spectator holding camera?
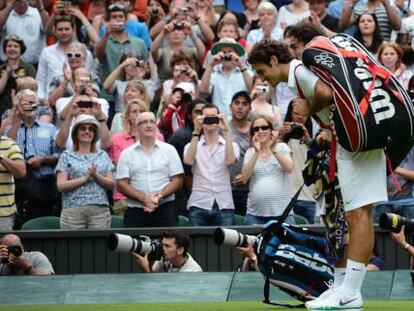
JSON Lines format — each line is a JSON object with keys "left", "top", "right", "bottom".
{"left": 0, "top": 234, "right": 54, "bottom": 276}
{"left": 280, "top": 99, "right": 316, "bottom": 224}
{"left": 151, "top": 19, "right": 205, "bottom": 82}
{"left": 55, "top": 67, "right": 111, "bottom": 151}
{"left": 199, "top": 38, "right": 252, "bottom": 120}
{"left": 4, "top": 89, "right": 60, "bottom": 222}
{"left": 146, "top": 0, "right": 168, "bottom": 31}
{"left": 241, "top": 115, "right": 294, "bottom": 225}
{"left": 0, "top": 0, "right": 48, "bottom": 67}
{"left": 250, "top": 76, "right": 281, "bottom": 128}
{"left": 117, "top": 112, "right": 184, "bottom": 227}
{"left": 56, "top": 114, "right": 114, "bottom": 229}
{"left": 103, "top": 52, "right": 157, "bottom": 116}
{"left": 133, "top": 230, "right": 202, "bottom": 273}
{"left": 392, "top": 225, "right": 414, "bottom": 257}
{"left": 95, "top": 3, "right": 148, "bottom": 111}
{"left": 184, "top": 103, "right": 239, "bottom": 226}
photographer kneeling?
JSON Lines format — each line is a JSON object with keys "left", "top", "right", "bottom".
{"left": 0, "top": 234, "right": 54, "bottom": 276}
{"left": 133, "top": 231, "right": 202, "bottom": 273}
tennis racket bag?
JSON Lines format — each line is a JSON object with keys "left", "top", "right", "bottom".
{"left": 302, "top": 34, "right": 414, "bottom": 169}
{"left": 258, "top": 220, "right": 334, "bottom": 307}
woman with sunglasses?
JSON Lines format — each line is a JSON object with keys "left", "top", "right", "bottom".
{"left": 0, "top": 36, "right": 35, "bottom": 118}
{"left": 241, "top": 115, "right": 295, "bottom": 225}
{"left": 48, "top": 42, "right": 100, "bottom": 108}
{"left": 56, "top": 114, "right": 114, "bottom": 229}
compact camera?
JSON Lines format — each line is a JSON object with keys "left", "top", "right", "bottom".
{"left": 108, "top": 233, "right": 163, "bottom": 261}
{"left": 223, "top": 53, "right": 232, "bottom": 61}
{"left": 286, "top": 123, "right": 305, "bottom": 140}
{"left": 150, "top": 8, "right": 159, "bottom": 15}
{"left": 177, "top": 7, "right": 189, "bottom": 16}
{"left": 258, "top": 85, "right": 269, "bottom": 93}
{"left": 112, "top": 22, "right": 125, "bottom": 31}
{"left": 136, "top": 60, "right": 146, "bottom": 67}
{"left": 173, "top": 21, "right": 184, "bottom": 31}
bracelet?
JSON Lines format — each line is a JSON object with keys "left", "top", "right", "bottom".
{"left": 23, "top": 265, "right": 32, "bottom": 274}
{"left": 240, "top": 67, "right": 247, "bottom": 73}
{"left": 192, "top": 132, "right": 201, "bottom": 137}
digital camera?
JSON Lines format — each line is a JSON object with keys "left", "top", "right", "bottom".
{"left": 223, "top": 53, "right": 232, "bottom": 61}
{"left": 108, "top": 233, "right": 163, "bottom": 261}
{"left": 1, "top": 245, "right": 23, "bottom": 263}
{"left": 173, "top": 21, "right": 184, "bottom": 31}
{"left": 379, "top": 213, "right": 414, "bottom": 233}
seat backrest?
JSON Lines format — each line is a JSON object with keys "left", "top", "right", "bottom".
{"left": 293, "top": 214, "right": 309, "bottom": 225}
{"left": 234, "top": 214, "right": 245, "bottom": 225}
{"left": 178, "top": 215, "right": 190, "bottom": 227}
{"left": 21, "top": 216, "right": 61, "bottom": 230}
{"left": 111, "top": 215, "right": 125, "bottom": 228}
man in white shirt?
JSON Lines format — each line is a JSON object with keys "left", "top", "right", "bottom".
{"left": 248, "top": 40, "right": 386, "bottom": 311}
{"left": 132, "top": 230, "right": 202, "bottom": 273}
{"left": 36, "top": 16, "right": 95, "bottom": 103}
{"left": 184, "top": 103, "right": 240, "bottom": 226}
{"left": 0, "top": 0, "right": 48, "bottom": 65}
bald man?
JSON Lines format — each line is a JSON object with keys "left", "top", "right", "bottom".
{"left": 0, "top": 234, "right": 54, "bottom": 276}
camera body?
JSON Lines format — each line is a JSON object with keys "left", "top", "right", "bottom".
{"left": 180, "top": 68, "right": 189, "bottom": 75}
{"left": 203, "top": 116, "right": 220, "bottom": 125}
{"left": 286, "top": 123, "right": 305, "bottom": 140}
{"left": 214, "top": 228, "right": 258, "bottom": 248}
{"left": 223, "top": 53, "right": 232, "bottom": 61}
{"left": 150, "top": 8, "right": 159, "bottom": 15}
{"left": 1, "top": 245, "right": 23, "bottom": 263}
{"left": 112, "top": 22, "right": 125, "bottom": 31}
{"left": 259, "top": 85, "right": 269, "bottom": 93}
{"left": 173, "top": 21, "right": 184, "bottom": 31}
{"left": 177, "top": 7, "right": 189, "bottom": 16}
{"left": 108, "top": 233, "right": 163, "bottom": 261}
{"left": 136, "top": 60, "right": 146, "bottom": 67}
{"left": 379, "top": 213, "right": 414, "bottom": 233}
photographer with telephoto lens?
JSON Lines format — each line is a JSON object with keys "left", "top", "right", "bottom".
{"left": 0, "top": 234, "right": 54, "bottom": 276}
{"left": 132, "top": 231, "right": 202, "bottom": 273}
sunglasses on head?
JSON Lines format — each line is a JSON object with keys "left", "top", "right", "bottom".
{"left": 137, "top": 119, "right": 156, "bottom": 126}
{"left": 252, "top": 125, "right": 271, "bottom": 133}
{"left": 5, "top": 35, "right": 23, "bottom": 42}
{"left": 67, "top": 52, "right": 83, "bottom": 59}
{"left": 108, "top": 4, "right": 125, "bottom": 10}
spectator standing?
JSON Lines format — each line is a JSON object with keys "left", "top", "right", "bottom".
{"left": 117, "top": 112, "right": 184, "bottom": 227}
{"left": 241, "top": 116, "right": 294, "bottom": 225}
{"left": 0, "top": 135, "right": 25, "bottom": 231}
{"left": 0, "top": 234, "right": 54, "bottom": 275}
{"left": 36, "top": 16, "right": 95, "bottom": 104}
{"left": 353, "top": 13, "right": 384, "bottom": 55}
{"left": 56, "top": 114, "right": 114, "bottom": 229}
{"left": 5, "top": 90, "right": 60, "bottom": 222}
{"left": 0, "top": 36, "right": 35, "bottom": 118}
{"left": 199, "top": 38, "right": 252, "bottom": 119}
{"left": 229, "top": 91, "right": 251, "bottom": 217}
{"left": 184, "top": 104, "right": 239, "bottom": 226}
{"left": 0, "top": 0, "right": 48, "bottom": 66}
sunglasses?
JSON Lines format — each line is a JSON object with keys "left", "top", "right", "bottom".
{"left": 5, "top": 35, "right": 23, "bottom": 41}
{"left": 137, "top": 119, "right": 156, "bottom": 126}
{"left": 108, "top": 4, "right": 125, "bottom": 10}
{"left": 78, "top": 125, "right": 96, "bottom": 132}
{"left": 252, "top": 125, "right": 271, "bottom": 133}
{"left": 67, "top": 52, "right": 83, "bottom": 59}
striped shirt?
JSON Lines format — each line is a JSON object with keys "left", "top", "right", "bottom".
{"left": 353, "top": 3, "right": 399, "bottom": 41}
{"left": 244, "top": 143, "right": 292, "bottom": 217}
{"left": 0, "top": 137, "right": 23, "bottom": 217}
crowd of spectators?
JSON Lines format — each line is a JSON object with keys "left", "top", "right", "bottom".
{"left": 0, "top": 0, "right": 413, "bottom": 233}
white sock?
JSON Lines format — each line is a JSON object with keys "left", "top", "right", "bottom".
{"left": 333, "top": 267, "right": 346, "bottom": 288}
{"left": 340, "top": 259, "right": 366, "bottom": 296}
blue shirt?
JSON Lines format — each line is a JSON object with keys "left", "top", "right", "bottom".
{"left": 99, "top": 21, "right": 151, "bottom": 49}
{"left": 4, "top": 121, "right": 60, "bottom": 178}
{"left": 56, "top": 149, "right": 114, "bottom": 209}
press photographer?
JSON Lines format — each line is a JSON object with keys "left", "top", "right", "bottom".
{"left": 0, "top": 234, "right": 54, "bottom": 276}
{"left": 109, "top": 230, "right": 202, "bottom": 273}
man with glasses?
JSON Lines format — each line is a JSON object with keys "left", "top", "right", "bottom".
{"left": 183, "top": 103, "right": 239, "bottom": 226}
{"left": 0, "top": 0, "right": 49, "bottom": 66}
{"left": 117, "top": 112, "right": 184, "bottom": 227}
{"left": 3, "top": 89, "right": 60, "bottom": 225}
{"left": 36, "top": 16, "right": 95, "bottom": 105}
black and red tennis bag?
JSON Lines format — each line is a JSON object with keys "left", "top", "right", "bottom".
{"left": 301, "top": 33, "right": 414, "bottom": 170}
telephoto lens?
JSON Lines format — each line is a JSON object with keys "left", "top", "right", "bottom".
{"left": 213, "top": 228, "right": 258, "bottom": 247}
{"left": 379, "top": 213, "right": 414, "bottom": 233}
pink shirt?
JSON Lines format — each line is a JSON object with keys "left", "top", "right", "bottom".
{"left": 110, "top": 132, "right": 164, "bottom": 201}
